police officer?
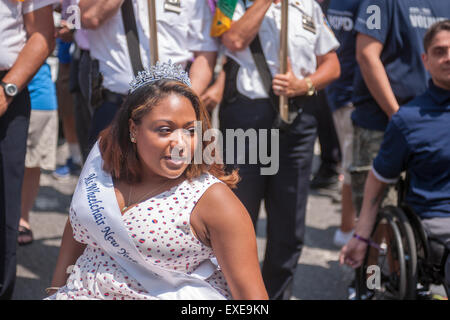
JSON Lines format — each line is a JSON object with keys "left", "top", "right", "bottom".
{"left": 78, "top": 0, "right": 219, "bottom": 147}
{"left": 218, "top": 0, "right": 340, "bottom": 299}
{"left": 350, "top": 0, "right": 450, "bottom": 214}
{"left": 0, "top": 0, "right": 57, "bottom": 299}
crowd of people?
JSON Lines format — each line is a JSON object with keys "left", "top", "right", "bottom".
{"left": 0, "top": 0, "right": 449, "bottom": 301}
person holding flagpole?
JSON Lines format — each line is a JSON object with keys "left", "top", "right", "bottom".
{"left": 212, "top": 0, "right": 340, "bottom": 299}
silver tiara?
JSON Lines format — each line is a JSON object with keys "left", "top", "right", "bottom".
{"left": 129, "top": 60, "right": 191, "bottom": 93}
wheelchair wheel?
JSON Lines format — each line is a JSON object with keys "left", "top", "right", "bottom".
{"left": 355, "top": 208, "right": 407, "bottom": 300}
{"left": 401, "top": 205, "right": 435, "bottom": 297}
{"left": 386, "top": 206, "right": 418, "bottom": 299}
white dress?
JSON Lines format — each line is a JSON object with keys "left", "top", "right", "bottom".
{"left": 49, "top": 173, "right": 231, "bottom": 300}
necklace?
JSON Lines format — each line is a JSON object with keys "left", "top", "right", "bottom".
{"left": 121, "top": 177, "right": 181, "bottom": 213}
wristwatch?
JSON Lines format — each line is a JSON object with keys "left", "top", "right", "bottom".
{"left": 304, "top": 77, "right": 316, "bottom": 96}
{"left": 0, "top": 81, "right": 18, "bottom": 97}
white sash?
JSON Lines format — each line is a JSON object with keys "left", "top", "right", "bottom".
{"left": 70, "top": 142, "right": 226, "bottom": 300}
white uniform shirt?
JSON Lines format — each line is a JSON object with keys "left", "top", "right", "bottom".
{"left": 87, "top": 0, "right": 219, "bottom": 95}
{"left": 224, "top": 0, "right": 340, "bottom": 99}
{"left": 0, "top": 0, "right": 59, "bottom": 71}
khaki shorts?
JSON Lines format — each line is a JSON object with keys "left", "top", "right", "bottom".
{"left": 350, "top": 125, "right": 397, "bottom": 214}
{"left": 25, "top": 110, "right": 58, "bottom": 170}
{"left": 332, "top": 103, "right": 354, "bottom": 185}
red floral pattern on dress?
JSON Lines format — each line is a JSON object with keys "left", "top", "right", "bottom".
{"left": 50, "top": 174, "right": 231, "bottom": 300}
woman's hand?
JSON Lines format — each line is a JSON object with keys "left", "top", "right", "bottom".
{"left": 45, "top": 287, "right": 60, "bottom": 297}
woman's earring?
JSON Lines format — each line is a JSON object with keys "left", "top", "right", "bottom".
{"left": 130, "top": 133, "right": 136, "bottom": 143}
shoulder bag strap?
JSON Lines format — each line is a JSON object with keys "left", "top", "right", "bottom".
{"left": 248, "top": 34, "right": 279, "bottom": 111}
{"left": 246, "top": 3, "right": 302, "bottom": 129}
{"left": 121, "top": 0, "right": 144, "bottom": 76}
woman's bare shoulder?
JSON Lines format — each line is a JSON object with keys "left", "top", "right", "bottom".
{"left": 194, "top": 181, "right": 250, "bottom": 226}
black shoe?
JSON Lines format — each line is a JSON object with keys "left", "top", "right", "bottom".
{"left": 310, "top": 163, "right": 339, "bottom": 189}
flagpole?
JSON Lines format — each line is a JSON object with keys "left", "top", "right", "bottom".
{"left": 279, "top": 0, "right": 289, "bottom": 122}
{"left": 147, "top": 0, "right": 158, "bottom": 65}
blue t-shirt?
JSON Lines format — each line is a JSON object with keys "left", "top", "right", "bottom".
{"left": 325, "top": 0, "right": 360, "bottom": 112}
{"left": 351, "top": 0, "right": 450, "bottom": 131}
{"left": 372, "top": 81, "right": 450, "bottom": 219}
{"left": 28, "top": 63, "right": 58, "bottom": 111}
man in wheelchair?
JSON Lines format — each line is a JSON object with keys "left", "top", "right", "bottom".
{"left": 340, "top": 20, "right": 450, "bottom": 298}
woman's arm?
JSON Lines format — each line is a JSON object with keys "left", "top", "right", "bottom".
{"left": 48, "top": 218, "right": 86, "bottom": 295}
{"left": 191, "top": 183, "right": 268, "bottom": 300}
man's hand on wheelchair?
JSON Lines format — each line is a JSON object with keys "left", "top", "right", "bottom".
{"left": 339, "top": 238, "right": 367, "bottom": 269}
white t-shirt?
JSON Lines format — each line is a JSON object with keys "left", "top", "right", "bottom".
{"left": 223, "top": 0, "right": 340, "bottom": 99}
{"left": 87, "top": 0, "right": 219, "bottom": 95}
{"left": 0, "top": 0, "right": 59, "bottom": 71}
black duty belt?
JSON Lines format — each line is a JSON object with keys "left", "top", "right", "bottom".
{"left": 0, "top": 70, "right": 8, "bottom": 80}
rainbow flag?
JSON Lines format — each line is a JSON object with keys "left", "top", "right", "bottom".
{"left": 210, "top": 0, "right": 238, "bottom": 37}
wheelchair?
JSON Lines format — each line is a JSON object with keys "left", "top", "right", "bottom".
{"left": 354, "top": 177, "right": 449, "bottom": 300}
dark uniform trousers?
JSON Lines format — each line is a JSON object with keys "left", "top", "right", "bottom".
{"left": 70, "top": 48, "right": 94, "bottom": 162}
{"left": 0, "top": 80, "right": 30, "bottom": 299}
{"left": 87, "top": 92, "right": 124, "bottom": 149}
{"left": 219, "top": 93, "right": 318, "bottom": 300}
{"left": 315, "top": 90, "right": 341, "bottom": 168}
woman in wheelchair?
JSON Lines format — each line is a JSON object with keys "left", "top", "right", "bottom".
{"left": 339, "top": 20, "right": 450, "bottom": 299}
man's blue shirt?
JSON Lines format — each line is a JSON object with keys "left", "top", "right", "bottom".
{"left": 326, "top": 0, "right": 360, "bottom": 112}
{"left": 351, "top": 0, "right": 450, "bottom": 131}
{"left": 372, "top": 81, "right": 450, "bottom": 219}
